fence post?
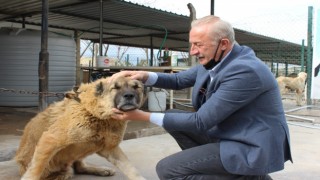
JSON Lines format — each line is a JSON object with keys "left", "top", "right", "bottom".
{"left": 39, "top": 0, "right": 49, "bottom": 111}
{"left": 126, "top": 54, "right": 129, "bottom": 66}
{"left": 271, "top": 54, "right": 274, "bottom": 74}
{"left": 306, "top": 6, "right": 313, "bottom": 105}
{"left": 300, "top": 39, "right": 305, "bottom": 72}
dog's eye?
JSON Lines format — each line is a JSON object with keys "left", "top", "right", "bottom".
{"left": 132, "top": 84, "right": 140, "bottom": 89}
{"left": 111, "top": 84, "right": 121, "bottom": 90}
{"left": 131, "top": 81, "right": 142, "bottom": 89}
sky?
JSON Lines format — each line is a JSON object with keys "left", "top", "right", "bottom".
{"left": 82, "top": 0, "right": 320, "bottom": 63}
{"left": 127, "top": 0, "right": 320, "bottom": 44}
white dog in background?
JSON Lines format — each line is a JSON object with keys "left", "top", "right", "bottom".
{"left": 277, "top": 72, "right": 307, "bottom": 106}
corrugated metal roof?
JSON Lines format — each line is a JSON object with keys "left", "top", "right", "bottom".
{"left": 0, "top": 0, "right": 305, "bottom": 64}
{"left": 0, "top": 0, "right": 190, "bottom": 51}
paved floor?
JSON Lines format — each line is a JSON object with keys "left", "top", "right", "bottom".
{"left": 0, "top": 99, "right": 320, "bottom": 179}
{"left": 1, "top": 124, "right": 320, "bottom": 180}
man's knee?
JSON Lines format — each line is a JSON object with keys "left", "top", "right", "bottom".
{"left": 156, "top": 158, "right": 173, "bottom": 179}
{"left": 156, "top": 159, "right": 168, "bottom": 179}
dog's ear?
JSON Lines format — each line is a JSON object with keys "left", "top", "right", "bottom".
{"left": 95, "top": 82, "right": 104, "bottom": 96}
{"left": 65, "top": 86, "right": 81, "bottom": 102}
{"left": 65, "top": 92, "right": 77, "bottom": 99}
{"left": 73, "top": 86, "right": 79, "bottom": 92}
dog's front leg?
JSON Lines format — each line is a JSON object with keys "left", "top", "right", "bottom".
{"left": 98, "top": 146, "right": 146, "bottom": 180}
{"left": 296, "top": 90, "right": 303, "bottom": 106}
{"left": 22, "top": 131, "right": 64, "bottom": 180}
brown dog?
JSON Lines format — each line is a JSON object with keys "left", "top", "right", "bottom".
{"left": 15, "top": 77, "right": 146, "bottom": 180}
{"left": 277, "top": 72, "right": 307, "bottom": 106}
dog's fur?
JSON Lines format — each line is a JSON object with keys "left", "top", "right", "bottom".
{"left": 277, "top": 72, "right": 307, "bottom": 106}
{"left": 15, "top": 77, "right": 146, "bottom": 180}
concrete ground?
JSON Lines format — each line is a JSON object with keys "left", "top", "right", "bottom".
{"left": 0, "top": 98, "right": 320, "bottom": 179}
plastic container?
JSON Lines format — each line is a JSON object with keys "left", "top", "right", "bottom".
{"left": 96, "top": 56, "right": 110, "bottom": 67}
{"left": 171, "top": 51, "right": 178, "bottom": 66}
{"left": 148, "top": 91, "right": 166, "bottom": 111}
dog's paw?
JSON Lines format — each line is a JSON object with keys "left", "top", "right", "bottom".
{"left": 97, "top": 167, "right": 116, "bottom": 176}
{"left": 21, "top": 173, "right": 38, "bottom": 180}
{"left": 135, "top": 177, "right": 147, "bottom": 180}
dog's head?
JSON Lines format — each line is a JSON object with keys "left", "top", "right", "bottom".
{"left": 66, "top": 77, "right": 145, "bottom": 119}
{"left": 298, "top": 72, "right": 307, "bottom": 81}
{"left": 99, "top": 77, "right": 145, "bottom": 112}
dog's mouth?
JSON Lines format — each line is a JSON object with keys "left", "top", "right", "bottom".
{"left": 117, "top": 103, "right": 139, "bottom": 112}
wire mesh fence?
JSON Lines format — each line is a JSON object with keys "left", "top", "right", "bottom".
{"left": 80, "top": 7, "right": 313, "bottom": 78}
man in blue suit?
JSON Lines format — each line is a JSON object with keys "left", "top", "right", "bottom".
{"left": 111, "top": 15, "right": 292, "bottom": 179}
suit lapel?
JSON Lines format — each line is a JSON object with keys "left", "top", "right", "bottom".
{"left": 193, "top": 72, "right": 210, "bottom": 108}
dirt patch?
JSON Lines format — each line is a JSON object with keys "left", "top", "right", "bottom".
{"left": 0, "top": 107, "right": 37, "bottom": 135}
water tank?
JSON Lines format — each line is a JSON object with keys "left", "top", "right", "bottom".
{"left": 0, "top": 28, "right": 76, "bottom": 106}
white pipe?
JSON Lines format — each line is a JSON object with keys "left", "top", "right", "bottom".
{"left": 284, "top": 105, "right": 315, "bottom": 113}
{"left": 285, "top": 114, "right": 314, "bottom": 123}
{"left": 288, "top": 122, "right": 320, "bottom": 130}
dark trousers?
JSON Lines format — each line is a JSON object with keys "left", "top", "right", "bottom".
{"left": 156, "top": 130, "right": 272, "bottom": 180}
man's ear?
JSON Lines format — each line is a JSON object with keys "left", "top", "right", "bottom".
{"left": 220, "top": 38, "right": 229, "bottom": 50}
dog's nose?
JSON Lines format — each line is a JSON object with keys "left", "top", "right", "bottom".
{"left": 123, "top": 92, "right": 135, "bottom": 100}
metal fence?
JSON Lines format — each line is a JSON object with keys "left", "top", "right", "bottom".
{"left": 81, "top": 8, "right": 314, "bottom": 79}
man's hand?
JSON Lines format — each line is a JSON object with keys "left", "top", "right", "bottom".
{"left": 108, "top": 71, "right": 149, "bottom": 83}
{"left": 111, "top": 108, "right": 151, "bottom": 122}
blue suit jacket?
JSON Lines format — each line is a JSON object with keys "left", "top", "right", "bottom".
{"left": 153, "top": 44, "right": 292, "bottom": 175}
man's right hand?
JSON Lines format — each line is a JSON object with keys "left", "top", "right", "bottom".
{"left": 108, "top": 70, "right": 149, "bottom": 83}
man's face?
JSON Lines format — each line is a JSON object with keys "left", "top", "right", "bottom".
{"left": 189, "top": 26, "right": 216, "bottom": 65}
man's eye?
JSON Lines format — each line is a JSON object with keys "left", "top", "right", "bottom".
{"left": 196, "top": 43, "right": 203, "bottom": 47}
{"left": 192, "top": 43, "right": 203, "bottom": 48}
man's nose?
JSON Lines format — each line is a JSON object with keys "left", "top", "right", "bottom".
{"left": 190, "top": 45, "right": 199, "bottom": 55}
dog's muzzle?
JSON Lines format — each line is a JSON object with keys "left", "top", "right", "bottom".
{"left": 116, "top": 92, "right": 140, "bottom": 112}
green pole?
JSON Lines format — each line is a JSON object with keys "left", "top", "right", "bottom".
{"left": 271, "top": 54, "right": 274, "bottom": 74}
{"left": 276, "top": 43, "right": 280, "bottom": 77}
{"left": 276, "top": 63, "right": 279, "bottom": 77}
{"left": 300, "top": 39, "right": 305, "bottom": 72}
{"left": 126, "top": 54, "right": 129, "bottom": 66}
{"left": 306, "top": 6, "right": 313, "bottom": 105}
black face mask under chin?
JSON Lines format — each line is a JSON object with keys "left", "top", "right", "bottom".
{"left": 203, "top": 42, "right": 225, "bottom": 70}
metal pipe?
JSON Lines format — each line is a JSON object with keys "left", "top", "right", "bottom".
{"left": 284, "top": 105, "right": 317, "bottom": 113}
{"left": 300, "top": 39, "right": 305, "bottom": 72}
{"left": 99, "top": 0, "right": 103, "bottom": 56}
{"left": 211, "top": 0, "right": 215, "bottom": 15}
{"left": 285, "top": 114, "right": 314, "bottom": 123}
{"left": 38, "top": 0, "right": 49, "bottom": 111}
{"left": 75, "top": 30, "right": 81, "bottom": 86}
{"left": 150, "top": 35, "right": 153, "bottom": 66}
{"left": 306, "top": 6, "right": 313, "bottom": 105}
{"left": 288, "top": 122, "right": 320, "bottom": 130}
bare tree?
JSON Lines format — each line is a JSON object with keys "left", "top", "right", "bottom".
{"left": 117, "top": 46, "right": 130, "bottom": 61}
{"left": 103, "top": 44, "right": 109, "bottom": 56}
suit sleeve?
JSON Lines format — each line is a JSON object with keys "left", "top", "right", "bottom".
{"left": 153, "top": 66, "right": 198, "bottom": 90}
{"left": 162, "top": 64, "right": 265, "bottom": 133}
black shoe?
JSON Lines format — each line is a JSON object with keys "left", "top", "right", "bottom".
{"left": 257, "top": 174, "right": 273, "bottom": 180}
{"left": 244, "top": 174, "right": 273, "bottom": 180}
{"left": 264, "top": 174, "right": 273, "bottom": 180}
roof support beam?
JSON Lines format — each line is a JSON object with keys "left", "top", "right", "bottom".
{"left": 99, "top": 0, "right": 103, "bottom": 56}
{"left": 211, "top": 0, "right": 215, "bottom": 15}
{"left": 38, "top": 0, "right": 49, "bottom": 111}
